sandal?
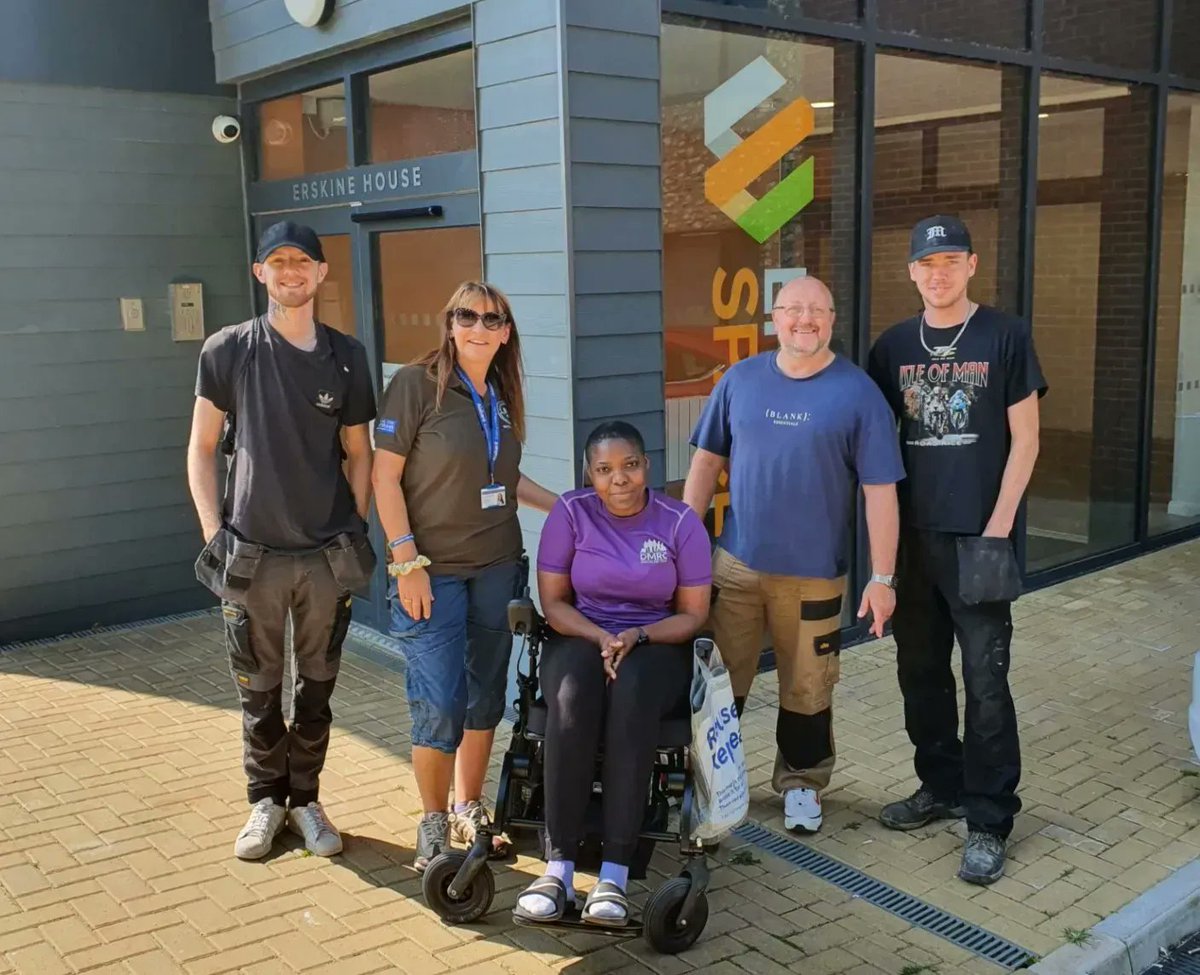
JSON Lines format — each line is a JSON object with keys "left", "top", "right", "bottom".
{"left": 581, "top": 880, "right": 629, "bottom": 928}
{"left": 512, "top": 875, "right": 572, "bottom": 923}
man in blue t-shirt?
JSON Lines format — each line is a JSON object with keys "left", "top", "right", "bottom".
{"left": 684, "top": 276, "right": 905, "bottom": 835}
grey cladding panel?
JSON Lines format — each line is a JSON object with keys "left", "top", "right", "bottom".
{"left": 574, "top": 252, "right": 662, "bottom": 296}
{"left": 484, "top": 209, "right": 566, "bottom": 255}
{"left": 575, "top": 414, "right": 665, "bottom": 453}
{"left": 481, "top": 166, "right": 563, "bottom": 213}
{"left": 520, "top": 336, "right": 570, "bottom": 379}
{"left": 480, "top": 120, "right": 560, "bottom": 173}
{"left": 211, "top": 0, "right": 468, "bottom": 82}
{"left": 568, "top": 74, "right": 659, "bottom": 123}
{"left": 0, "top": 589, "right": 211, "bottom": 644}
{"left": 485, "top": 253, "right": 568, "bottom": 296}
{"left": 565, "top": 2, "right": 659, "bottom": 34}
{"left": 576, "top": 293, "right": 662, "bottom": 336}
{"left": 575, "top": 374, "right": 666, "bottom": 419}
{"left": 573, "top": 208, "right": 659, "bottom": 252}
{"left": 0, "top": 84, "right": 248, "bottom": 637}
{"left": 571, "top": 164, "right": 660, "bottom": 208}
{"left": 570, "top": 119, "right": 659, "bottom": 166}
{"left": 476, "top": 28, "right": 558, "bottom": 88}
{"left": 501, "top": 294, "right": 568, "bottom": 336}
{"left": 478, "top": 74, "right": 560, "bottom": 129}
{"left": 209, "top": 0, "right": 293, "bottom": 51}
{"left": 576, "top": 334, "right": 663, "bottom": 379}
{"left": 525, "top": 375, "right": 571, "bottom": 418}
{"left": 565, "top": 27, "right": 658, "bottom": 79}
{"left": 474, "top": 0, "right": 556, "bottom": 43}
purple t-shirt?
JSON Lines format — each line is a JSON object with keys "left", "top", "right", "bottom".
{"left": 537, "top": 488, "right": 712, "bottom": 633}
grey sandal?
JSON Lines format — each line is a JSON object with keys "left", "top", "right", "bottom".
{"left": 513, "top": 875, "right": 572, "bottom": 923}
{"left": 581, "top": 880, "right": 629, "bottom": 928}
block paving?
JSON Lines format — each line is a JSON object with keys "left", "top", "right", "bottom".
{"left": 0, "top": 540, "right": 1197, "bottom": 974}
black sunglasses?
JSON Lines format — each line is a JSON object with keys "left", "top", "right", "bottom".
{"left": 452, "top": 308, "right": 508, "bottom": 331}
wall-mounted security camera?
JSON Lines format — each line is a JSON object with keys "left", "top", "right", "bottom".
{"left": 212, "top": 115, "right": 242, "bottom": 144}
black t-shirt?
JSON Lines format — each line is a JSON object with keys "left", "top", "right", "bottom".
{"left": 867, "top": 305, "right": 1048, "bottom": 535}
{"left": 196, "top": 318, "right": 376, "bottom": 550}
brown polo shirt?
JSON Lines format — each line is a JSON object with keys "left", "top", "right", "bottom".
{"left": 375, "top": 364, "right": 522, "bottom": 575}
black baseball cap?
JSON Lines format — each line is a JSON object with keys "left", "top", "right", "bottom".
{"left": 255, "top": 220, "right": 325, "bottom": 263}
{"left": 909, "top": 215, "right": 973, "bottom": 261}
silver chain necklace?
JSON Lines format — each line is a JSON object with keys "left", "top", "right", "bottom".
{"left": 920, "top": 302, "right": 977, "bottom": 360}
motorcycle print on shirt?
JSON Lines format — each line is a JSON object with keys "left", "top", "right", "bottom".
{"left": 897, "top": 360, "right": 990, "bottom": 447}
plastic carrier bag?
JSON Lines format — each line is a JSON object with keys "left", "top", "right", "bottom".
{"left": 689, "top": 636, "right": 749, "bottom": 842}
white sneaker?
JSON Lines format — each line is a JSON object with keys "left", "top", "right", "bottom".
{"left": 234, "top": 798, "right": 286, "bottom": 859}
{"left": 783, "top": 788, "right": 822, "bottom": 833}
{"left": 288, "top": 801, "right": 343, "bottom": 857}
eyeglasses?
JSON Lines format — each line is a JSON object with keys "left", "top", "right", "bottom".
{"left": 772, "top": 305, "right": 833, "bottom": 320}
{"left": 452, "top": 308, "right": 508, "bottom": 330}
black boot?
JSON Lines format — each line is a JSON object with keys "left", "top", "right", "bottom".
{"left": 879, "top": 787, "right": 966, "bottom": 831}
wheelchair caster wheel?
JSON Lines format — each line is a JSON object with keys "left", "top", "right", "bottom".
{"left": 421, "top": 851, "right": 495, "bottom": 924}
{"left": 643, "top": 877, "right": 708, "bottom": 954}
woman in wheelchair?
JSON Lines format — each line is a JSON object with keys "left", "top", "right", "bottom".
{"left": 513, "top": 421, "right": 711, "bottom": 926}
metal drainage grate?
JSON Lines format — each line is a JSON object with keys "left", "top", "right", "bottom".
{"left": 732, "top": 820, "right": 1037, "bottom": 971}
{"left": 0, "top": 609, "right": 215, "bottom": 654}
{"left": 1153, "top": 931, "right": 1200, "bottom": 974}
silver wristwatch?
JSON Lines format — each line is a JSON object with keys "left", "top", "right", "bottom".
{"left": 870, "top": 573, "right": 897, "bottom": 589}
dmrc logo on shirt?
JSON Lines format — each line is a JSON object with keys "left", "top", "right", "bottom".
{"left": 639, "top": 539, "right": 669, "bottom": 565}
{"left": 703, "top": 56, "right": 815, "bottom": 244}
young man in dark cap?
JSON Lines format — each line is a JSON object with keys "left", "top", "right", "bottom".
{"left": 868, "top": 215, "right": 1047, "bottom": 885}
{"left": 187, "top": 221, "right": 377, "bottom": 859}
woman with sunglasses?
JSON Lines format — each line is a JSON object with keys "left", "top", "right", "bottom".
{"left": 373, "top": 282, "right": 557, "bottom": 871}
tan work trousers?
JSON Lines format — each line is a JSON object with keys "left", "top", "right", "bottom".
{"left": 709, "top": 547, "right": 845, "bottom": 794}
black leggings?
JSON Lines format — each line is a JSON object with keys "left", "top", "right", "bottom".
{"left": 540, "top": 634, "right": 692, "bottom": 866}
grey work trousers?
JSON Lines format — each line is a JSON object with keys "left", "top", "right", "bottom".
{"left": 222, "top": 549, "right": 351, "bottom": 807}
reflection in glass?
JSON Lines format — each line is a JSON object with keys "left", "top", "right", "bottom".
{"left": 1027, "top": 77, "right": 1153, "bottom": 569}
{"left": 878, "top": 0, "right": 1026, "bottom": 49}
{"left": 870, "top": 53, "right": 1024, "bottom": 342}
{"left": 1042, "top": 0, "right": 1157, "bottom": 71}
{"left": 375, "top": 227, "right": 482, "bottom": 388}
{"left": 1151, "top": 93, "right": 1200, "bottom": 535}
{"left": 1173, "top": 3, "right": 1200, "bottom": 80}
{"left": 258, "top": 82, "right": 349, "bottom": 181}
{"left": 368, "top": 51, "right": 476, "bottom": 164}
{"left": 315, "top": 235, "right": 355, "bottom": 336}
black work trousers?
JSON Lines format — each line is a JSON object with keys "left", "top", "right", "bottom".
{"left": 892, "top": 529, "right": 1022, "bottom": 838}
{"left": 222, "top": 549, "right": 351, "bottom": 807}
{"left": 540, "top": 634, "right": 692, "bottom": 866}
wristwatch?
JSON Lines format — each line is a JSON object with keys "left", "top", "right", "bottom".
{"left": 635, "top": 626, "right": 649, "bottom": 646}
{"left": 870, "top": 573, "right": 898, "bottom": 589}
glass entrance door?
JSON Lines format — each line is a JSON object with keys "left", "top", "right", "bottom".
{"left": 353, "top": 220, "right": 484, "bottom": 630}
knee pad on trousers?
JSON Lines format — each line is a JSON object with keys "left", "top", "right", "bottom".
{"left": 776, "top": 707, "right": 833, "bottom": 771}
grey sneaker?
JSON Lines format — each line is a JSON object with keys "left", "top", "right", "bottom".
{"left": 450, "top": 800, "right": 512, "bottom": 857}
{"left": 959, "top": 830, "right": 1006, "bottom": 885}
{"left": 879, "top": 787, "right": 967, "bottom": 831}
{"left": 415, "top": 811, "right": 450, "bottom": 873}
{"left": 288, "top": 801, "right": 343, "bottom": 857}
{"left": 234, "top": 798, "right": 286, "bottom": 860}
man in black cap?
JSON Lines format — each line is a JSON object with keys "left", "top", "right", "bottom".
{"left": 187, "top": 221, "right": 377, "bottom": 860}
{"left": 867, "top": 215, "right": 1047, "bottom": 885}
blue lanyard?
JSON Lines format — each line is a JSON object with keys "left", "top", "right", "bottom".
{"left": 455, "top": 366, "right": 501, "bottom": 484}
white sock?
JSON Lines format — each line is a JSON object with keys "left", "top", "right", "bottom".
{"left": 588, "top": 862, "right": 629, "bottom": 919}
{"left": 518, "top": 860, "right": 574, "bottom": 917}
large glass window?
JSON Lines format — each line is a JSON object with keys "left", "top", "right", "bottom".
{"left": 375, "top": 226, "right": 482, "bottom": 387}
{"left": 870, "top": 53, "right": 1024, "bottom": 342}
{"left": 1173, "top": 5, "right": 1200, "bottom": 81}
{"left": 878, "top": 0, "right": 1027, "bottom": 50}
{"left": 1151, "top": 92, "right": 1200, "bottom": 536}
{"left": 702, "top": 0, "right": 858, "bottom": 24}
{"left": 257, "top": 82, "right": 349, "bottom": 181}
{"left": 1027, "top": 77, "right": 1154, "bottom": 569}
{"left": 314, "top": 235, "right": 356, "bottom": 336}
{"left": 1042, "top": 0, "right": 1158, "bottom": 72}
{"left": 368, "top": 50, "right": 477, "bottom": 164}
{"left": 661, "top": 22, "right": 859, "bottom": 513}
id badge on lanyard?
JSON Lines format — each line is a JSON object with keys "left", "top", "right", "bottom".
{"left": 456, "top": 367, "right": 507, "bottom": 510}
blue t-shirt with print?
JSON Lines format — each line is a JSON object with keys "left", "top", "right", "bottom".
{"left": 690, "top": 352, "right": 905, "bottom": 579}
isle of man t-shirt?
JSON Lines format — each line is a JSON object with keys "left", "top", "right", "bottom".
{"left": 867, "top": 304, "right": 1048, "bottom": 536}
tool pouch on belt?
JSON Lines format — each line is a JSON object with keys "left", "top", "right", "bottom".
{"left": 324, "top": 532, "right": 377, "bottom": 595}
{"left": 956, "top": 535, "right": 1022, "bottom": 606}
{"left": 194, "top": 529, "right": 264, "bottom": 601}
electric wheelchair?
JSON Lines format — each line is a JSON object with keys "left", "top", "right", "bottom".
{"left": 420, "top": 579, "right": 712, "bottom": 954}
